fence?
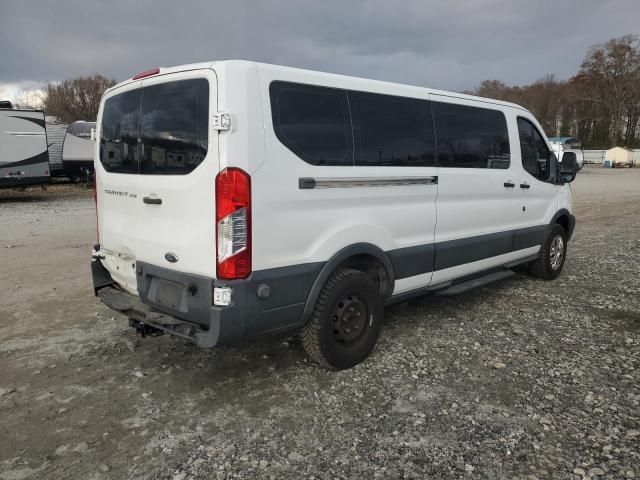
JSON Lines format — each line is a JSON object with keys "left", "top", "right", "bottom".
{"left": 583, "top": 149, "right": 640, "bottom": 167}
{"left": 583, "top": 150, "right": 606, "bottom": 165}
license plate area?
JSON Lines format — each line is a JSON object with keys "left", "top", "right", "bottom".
{"left": 147, "top": 278, "right": 188, "bottom": 313}
{"left": 136, "top": 261, "right": 213, "bottom": 327}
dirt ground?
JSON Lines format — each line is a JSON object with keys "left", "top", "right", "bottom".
{"left": 0, "top": 169, "right": 638, "bottom": 480}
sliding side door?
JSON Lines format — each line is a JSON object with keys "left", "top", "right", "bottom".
{"left": 430, "top": 97, "right": 521, "bottom": 284}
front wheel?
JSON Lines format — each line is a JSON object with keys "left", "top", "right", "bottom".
{"left": 529, "top": 224, "right": 567, "bottom": 280}
{"left": 300, "top": 268, "right": 383, "bottom": 369}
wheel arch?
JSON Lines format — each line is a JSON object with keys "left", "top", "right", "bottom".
{"left": 299, "top": 243, "right": 395, "bottom": 327}
{"left": 550, "top": 208, "right": 575, "bottom": 240}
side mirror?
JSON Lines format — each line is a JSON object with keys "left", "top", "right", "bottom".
{"left": 558, "top": 151, "right": 577, "bottom": 183}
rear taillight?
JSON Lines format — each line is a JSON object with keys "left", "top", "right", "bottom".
{"left": 215, "top": 168, "right": 251, "bottom": 279}
{"left": 93, "top": 171, "right": 99, "bottom": 243}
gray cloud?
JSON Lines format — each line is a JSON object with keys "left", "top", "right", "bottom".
{"left": 1, "top": 0, "right": 639, "bottom": 93}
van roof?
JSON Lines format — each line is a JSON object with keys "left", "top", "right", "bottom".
{"left": 106, "top": 60, "right": 528, "bottom": 112}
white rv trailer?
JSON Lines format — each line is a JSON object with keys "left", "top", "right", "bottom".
{"left": 0, "top": 103, "right": 51, "bottom": 188}
{"left": 62, "top": 121, "right": 96, "bottom": 181}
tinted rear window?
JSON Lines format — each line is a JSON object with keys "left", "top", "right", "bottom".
{"left": 100, "top": 89, "right": 141, "bottom": 174}
{"left": 432, "top": 102, "right": 510, "bottom": 169}
{"left": 270, "top": 81, "right": 351, "bottom": 166}
{"left": 99, "top": 78, "right": 209, "bottom": 175}
{"left": 350, "top": 91, "right": 435, "bottom": 167}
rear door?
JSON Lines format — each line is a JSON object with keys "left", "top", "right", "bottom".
{"left": 96, "top": 69, "right": 218, "bottom": 293}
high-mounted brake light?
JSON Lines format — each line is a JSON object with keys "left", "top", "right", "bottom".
{"left": 216, "top": 168, "right": 251, "bottom": 279}
{"left": 132, "top": 67, "right": 160, "bottom": 80}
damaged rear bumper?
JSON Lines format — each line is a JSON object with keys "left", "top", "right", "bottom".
{"left": 91, "top": 258, "right": 244, "bottom": 348}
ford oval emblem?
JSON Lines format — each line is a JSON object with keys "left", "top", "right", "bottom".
{"left": 165, "top": 252, "right": 179, "bottom": 263}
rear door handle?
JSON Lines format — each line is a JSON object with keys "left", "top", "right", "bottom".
{"left": 504, "top": 181, "right": 515, "bottom": 188}
{"left": 520, "top": 183, "right": 531, "bottom": 189}
{"left": 143, "top": 196, "right": 162, "bottom": 205}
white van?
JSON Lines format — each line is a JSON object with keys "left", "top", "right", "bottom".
{"left": 92, "top": 61, "right": 577, "bottom": 369}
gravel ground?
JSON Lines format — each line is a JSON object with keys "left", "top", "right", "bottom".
{"left": 0, "top": 169, "right": 639, "bottom": 480}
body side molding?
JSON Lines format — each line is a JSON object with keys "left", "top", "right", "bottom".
{"left": 299, "top": 176, "right": 438, "bottom": 189}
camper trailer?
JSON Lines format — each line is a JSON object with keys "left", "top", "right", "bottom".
{"left": 62, "top": 121, "right": 96, "bottom": 182}
{"left": 0, "top": 102, "right": 51, "bottom": 188}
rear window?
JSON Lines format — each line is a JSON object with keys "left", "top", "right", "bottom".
{"left": 270, "top": 81, "right": 351, "bottom": 166}
{"left": 432, "top": 102, "right": 510, "bottom": 169}
{"left": 349, "top": 91, "right": 435, "bottom": 167}
{"left": 99, "top": 78, "right": 209, "bottom": 175}
{"left": 100, "top": 89, "right": 141, "bottom": 174}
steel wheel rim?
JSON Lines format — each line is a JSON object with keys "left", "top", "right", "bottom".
{"left": 332, "top": 292, "right": 369, "bottom": 344}
{"left": 550, "top": 235, "right": 564, "bottom": 270}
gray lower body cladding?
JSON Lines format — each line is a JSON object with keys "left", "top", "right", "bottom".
{"left": 91, "top": 217, "right": 575, "bottom": 347}
{"left": 92, "top": 259, "right": 323, "bottom": 347}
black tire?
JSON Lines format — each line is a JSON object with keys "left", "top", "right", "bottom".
{"left": 529, "top": 224, "right": 567, "bottom": 280}
{"left": 300, "top": 268, "right": 383, "bottom": 370}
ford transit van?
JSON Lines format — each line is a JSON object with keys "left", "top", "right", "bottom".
{"left": 92, "top": 61, "right": 576, "bottom": 369}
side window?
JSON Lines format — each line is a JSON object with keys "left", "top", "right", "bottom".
{"left": 139, "top": 79, "right": 209, "bottom": 175}
{"left": 432, "top": 102, "right": 511, "bottom": 169}
{"left": 99, "top": 89, "right": 141, "bottom": 174}
{"left": 270, "top": 81, "right": 351, "bottom": 166}
{"left": 349, "top": 91, "right": 435, "bottom": 167}
{"left": 517, "top": 117, "right": 551, "bottom": 181}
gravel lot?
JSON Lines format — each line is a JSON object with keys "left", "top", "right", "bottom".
{"left": 1, "top": 169, "right": 639, "bottom": 480}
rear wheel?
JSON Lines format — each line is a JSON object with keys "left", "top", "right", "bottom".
{"left": 301, "top": 268, "right": 383, "bottom": 369}
{"left": 529, "top": 224, "right": 567, "bottom": 280}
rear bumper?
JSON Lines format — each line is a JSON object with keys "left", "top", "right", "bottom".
{"left": 96, "top": 284, "right": 240, "bottom": 347}
{"left": 91, "top": 255, "right": 322, "bottom": 347}
{"left": 92, "top": 259, "right": 244, "bottom": 347}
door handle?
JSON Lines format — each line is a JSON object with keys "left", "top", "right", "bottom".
{"left": 504, "top": 181, "right": 515, "bottom": 188}
{"left": 143, "top": 196, "right": 162, "bottom": 205}
{"left": 520, "top": 183, "right": 531, "bottom": 189}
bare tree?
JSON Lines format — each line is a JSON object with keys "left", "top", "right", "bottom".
{"left": 578, "top": 35, "right": 640, "bottom": 146}
{"left": 43, "top": 74, "right": 116, "bottom": 123}
{"left": 468, "top": 35, "right": 640, "bottom": 149}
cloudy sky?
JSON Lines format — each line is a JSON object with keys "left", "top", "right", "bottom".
{"left": 1, "top": 0, "right": 639, "bottom": 101}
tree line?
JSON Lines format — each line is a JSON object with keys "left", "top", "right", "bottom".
{"left": 468, "top": 35, "right": 640, "bottom": 150}
{"left": 42, "top": 74, "right": 116, "bottom": 124}
{"left": 10, "top": 35, "right": 640, "bottom": 149}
